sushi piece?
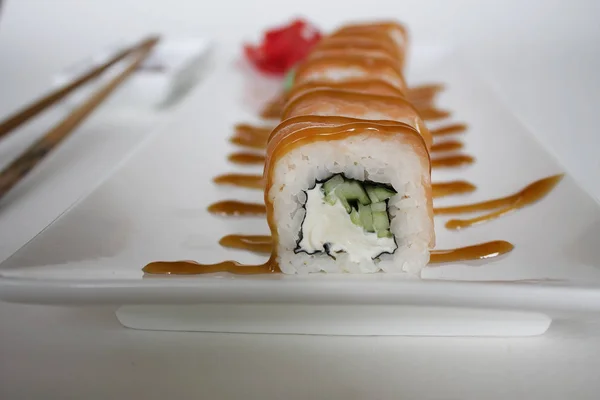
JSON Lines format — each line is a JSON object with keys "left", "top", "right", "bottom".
{"left": 264, "top": 116, "right": 433, "bottom": 274}
{"left": 332, "top": 21, "right": 409, "bottom": 54}
{"left": 281, "top": 88, "right": 432, "bottom": 149}
{"left": 309, "top": 36, "right": 403, "bottom": 64}
{"left": 293, "top": 54, "right": 408, "bottom": 94}
{"left": 286, "top": 79, "right": 405, "bottom": 106}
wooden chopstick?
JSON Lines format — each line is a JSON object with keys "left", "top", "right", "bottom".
{"left": 0, "top": 36, "right": 160, "bottom": 201}
{"left": 0, "top": 36, "right": 159, "bottom": 140}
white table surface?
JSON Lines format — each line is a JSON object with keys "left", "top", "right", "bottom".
{"left": 1, "top": 0, "right": 600, "bottom": 398}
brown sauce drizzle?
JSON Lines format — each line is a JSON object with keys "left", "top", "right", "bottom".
{"left": 228, "top": 143, "right": 465, "bottom": 165}
{"left": 213, "top": 175, "right": 476, "bottom": 198}
{"left": 430, "top": 154, "right": 475, "bottom": 168}
{"left": 208, "top": 200, "right": 266, "bottom": 216}
{"left": 142, "top": 20, "right": 561, "bottom": 277}
{"left": 208, "top": 175, "right": 562, "bottom": 234}
{"left": 230, "top": 124, "right": 273, "bottom": 149}
{"left": 214, "top": 234, "right": 515, "bottom": 264}
{"left": 439, "top": 174, "right": 564, "bottom": 230}
{"left": 259, "top": 83, "right": 445, "bottom": 121}
{"left": 418, "top": 108, "right": 451, "bottom": 121}
{"left": 208, "top": 180, "right": 478, "bottom": 217}
{"left": 229, "top": 143, "right": 462, "bottom": 158}
{"left": 143, "top": 259, "right": 280, "bottom": 275}
{"left": 233, "top": 119, "right": 423, "bottom": 151}
{"left": 228, "top": 152, "right": 266, "bottom": 165}
{"left": 260, "top": 92, "right": 290, "bottom": 120}
{"left": 288, "top": 79, "right": 406, "bottom": 102}
{"left": 219, "top": 234, "right": 272, "bottom": 253}
{"left": 430, "top": 140, "right": 463, "bottom": 153}
{"left": 230, "top": 136, "right": 266, "bottom": 149}
{"left": 280, "top": 91, "right": 440, "bottom": 145}
{"left": 431, "top": 181, "right": 477, "bottom": 198}
{"left": 213, "top": 173, "right": 263, "bottom": 189}
{"left": 431, "top": 123, "right": 467, "bottom": 137}
{"left": 429, "top": 241, "right": 514, "bottom": 264}
{"left": 231, "top": 122, "right": 465, "bottom": 152}
{"left": 142, "top": 240, "right": 514, "bottom": 275}
{"left": 234, "top": 123, "right": 273, "bottom": 138}
{"left": 208, "top": 178, "right": 477, "bottom": 217}
{"left": 406, "top": 84, "right": 444, "bottom": 104}
{"left": 280, "top": 89, "right": 422, "bottom": 124}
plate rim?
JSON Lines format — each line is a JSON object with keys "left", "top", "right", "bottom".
{"left": 2, "top": 274, "right": 600, "bottom": 315}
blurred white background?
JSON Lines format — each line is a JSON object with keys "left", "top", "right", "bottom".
{"left": 1, "top": 1, "right": 600, "bottom": 399}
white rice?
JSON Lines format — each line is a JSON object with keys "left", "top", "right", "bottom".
{"left": 267, "top": 132, "right": 433, "bottom": 275}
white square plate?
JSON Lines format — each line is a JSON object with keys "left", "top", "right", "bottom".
{"left": 1, "top": 44, "right": 600, "bottom": 335}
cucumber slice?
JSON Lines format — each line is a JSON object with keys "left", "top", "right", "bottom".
{"left": 372, "top": 186, "right": 396, "bottom": 201}
{"left": 354, "top": 182, "right": 371, "bottom": 205}
{"left": 366, "top": 186, "right": 380, "bottom": 203}
{"left": 349, "top": 208, "right": 362, "bottom": 227}
{"left": 372, "top": 211, "right": 390, "bottom": 232}
{"left": 358, "top": 203, "right": 374, "bottom": 232}
{"left": 324, "top": 193, "right": 337, "bottom": 205}
{"left": 323, "top": 175, "right": 344, "bottom": 195}
{"left": 336, "top": 181, "right": 370, "bottom": 205}
{"left": 338, "top": 195, "right": 352, "bottom": 213}
{"left": 366, "top": 184, "right": 396, "bottom": 202}
{"left": 377, "top": 229, "right": 393, "bottom": 238}
{"left": 371, "top": 202, "right": 387, "bottom": 213}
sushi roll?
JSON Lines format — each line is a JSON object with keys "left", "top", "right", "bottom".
{"left": 262, "top": 20, "right": 433, "bottom": 274}
{"left": 264, "top": 116, "right": 433, "bottom": 274}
